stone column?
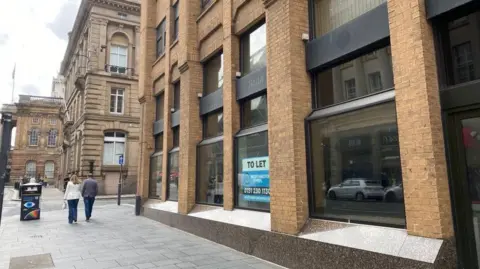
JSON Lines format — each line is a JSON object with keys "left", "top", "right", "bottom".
{"left": 264, "top": 0, "right": 311, "bottom": 234}
{"left": 388, "top": 0, "right": 453, "bottom": 239}
{"left": 177, "top": 0, "right": 202, "bottom": 215}
{"left": 222, "top": 0, "right": 240, "bottom": 211}
{"left": 136, "top": 0, "right": 157, "bottom": 200}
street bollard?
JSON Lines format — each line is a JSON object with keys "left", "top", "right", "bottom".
{"left": 135, "top": 196, "right": 141, "bottom": 216}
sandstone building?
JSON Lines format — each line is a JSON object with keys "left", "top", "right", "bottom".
{"left": 9, "top": 95, "right": 63, "bottom": 185}
{"left": 136, "top": 0, "right": 480, "bottom": 267}
{"left": 59, "top": 0, "right": 141, "bottom": 194}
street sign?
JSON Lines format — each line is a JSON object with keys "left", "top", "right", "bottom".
{"left": 119, "top": 155, "right": 124, "bottom": 165}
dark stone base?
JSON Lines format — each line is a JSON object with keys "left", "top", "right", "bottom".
{"left": 143, "top": 207, "right": 456, "bottom": 269}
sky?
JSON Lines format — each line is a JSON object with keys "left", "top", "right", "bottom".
{"left": 0, "top": 0, "right": 81, "bottom": 105}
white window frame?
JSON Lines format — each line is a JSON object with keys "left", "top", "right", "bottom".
{"left": 368, "top": 72, "right": 383, "bottom": 93}
{"left": 26, "top": 161, "right": 36, "bottom": 178}
{"left": 344, "top": 79, "right": 356, "bottom": 100}
{"left": 44, "top": 161, "right": 55, "bottom": 179}
{"left": 109, "top": 45, "right": 128, "bottom": 74}
{"left": 47, "top": 129, "right": 58, "bottom": 147}
{"left": 110, "top": 88, "right": 125, "bottom": 114}
{"left": 103, "top": 132, "right": 126, "bottom": 165}
{"left": 29, "top": 129, "right": 39, "bottom": 146}
{"left": 49, "top": 118, "right": 57, "bottom": 125}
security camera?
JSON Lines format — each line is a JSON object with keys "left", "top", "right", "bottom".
{"left": 301, "top": 33, "right": 309, "bottom": 41}
{"left": 197, "top": 93, "right": 203, "bottom": 98}
{"left": 235, "top": 72, "right": 242, "bottom": 78}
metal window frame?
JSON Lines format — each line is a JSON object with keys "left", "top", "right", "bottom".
{"left": 196, "top": 137, "right": 224, "bottom": 206}
{"left": 202, "top": 110, "right": 224, "bottom": 139}
{"left": 239, "top": 92, "right": 267, "bottom": 129}
{"left": 202, "top": 50, "right": 224, "bottom": 96}
{"left": 239, "top": 20, "right": 266, "bottom": 75}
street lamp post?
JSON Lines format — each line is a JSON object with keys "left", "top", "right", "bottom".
{"left": 0, "top": 113, "right": 13, "bottom": 226}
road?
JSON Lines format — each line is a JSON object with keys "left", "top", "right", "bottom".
{"left": 0, "top": 187, "right": 283, "bottom": 269}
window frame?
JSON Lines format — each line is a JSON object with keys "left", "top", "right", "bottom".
{"left": 109, "top": 44, "right": 128, "bottom": 73}
{"left": 47, "top": 129, "right": 58, "bottom": 147}
{"left": 103, "top": 131, "right": 127, "bottom": 165}
{"left": 110, "top": 88, "right": 125, "bottom": 114}
{"left": 32, "top": 118, "right": 40, "bottom": 124}
{"left": 156, "top": 93, "right": 165, "bottom": 121}
{"left": 44, "top": 161, "right": 55, "bottom": 179}
{"left": 173, "top": 81, "right": 180, "bottom": 111}
{"left": 172, "top": 1, "right": 179, "bottom": 42}
{"left": 240, "top": 92, "right": 268, "bottom": 129}
{"left": 25, "top": 161, "right": 36, "bottom": 178}
{"left": 154, "top": 134, "right": 163, "bottom": 152}
{"left": 196, "top": 139, "right": 224, "bottom": 206}
{"left": 156, "top": 18, "right": 166, "bottom": 58}
{"left": 240, "top": 21, "right": 267, "bottom": 75}
{"left": 203, "top": 110, "right": 224, "bottom": 139}
{"left": 202, "top": 51, "right": 224, "bottom": 96}
{"left": 29, "top": 129, "right": 39, "bottom": 146}
{"left": 172, "top": 126, "right": 180, "bottom": 148}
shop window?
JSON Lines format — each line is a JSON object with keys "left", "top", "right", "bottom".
{"left": 203, "top": 110, "right": 223, "bottom": 139}
{"left": 173, "top": 81, "right": 180, "bottom": 111}
{"left": 241, "top": 22, "right": 266, "bottom": 75}
{"left": 197, "top": 141, "right": 223, "bottom": 205}
{"left": 103, "top": 132, "right": 126, "bottom": 165}
{"left": 241, "top": 94, "right": 268, "bottom": 128}
{"left": 313, "top": 0, "right": 386, "bottom": 37}
{"left": 168, "top": 150, "right": 179, "bottom": 201}
{"left": 156, "top": 93, "right": 164, "bottom": 120}
{"left": 309, "top": 102, "right": 405, "bottom": 227}
{"left": 315, "top": 46, "right": 394, "bottom": 108}
{"left": 150, "top": 152, "right": 163, "bottom": 199}
{"left": 203, "top": 52, "right": 224, "bottom": 95}
{"left": 236, "top": 131, "right": 269, "bottom": 211}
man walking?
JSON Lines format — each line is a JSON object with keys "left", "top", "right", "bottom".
{"left": 81, "top": 173, "right": 98, "bottom": 221}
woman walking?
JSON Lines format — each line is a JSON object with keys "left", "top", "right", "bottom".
{"left": 64, "top": 174, "right": 82, "bottom": 224}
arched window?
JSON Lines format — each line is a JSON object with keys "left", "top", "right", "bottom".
{"left": 29, "top": 129, "right": 39, "bottom": 146}
{"left": 48, "top": 129, "right": 58, "bottom": 147}
{"left": 103, "top": 132, "right": 126, "bottom": 165}
{"left": 44, "top": 161, "right": 55, "bottom": 179}
{"left": 109, "top": 33, "right": 129, "bottom": 74}
{"left": 26, "top": 161, "right": 36, "bottom": 178}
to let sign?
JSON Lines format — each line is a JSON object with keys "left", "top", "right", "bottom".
{"left": 119, "top": 155, "right": 124, "bottom": 165}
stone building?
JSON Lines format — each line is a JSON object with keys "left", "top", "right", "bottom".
{"left": 136, "top": 0, "right": 480, "bottom": 268}
{"left": 9, "top": 95, "right": 63, "bottom": 185}
{"left": 51, "top": 75, "right": 65, "bottom": 99}
{"left": 59, "top": 0, "right": 141, "bottom": 194}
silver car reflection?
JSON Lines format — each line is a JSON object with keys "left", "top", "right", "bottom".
{"left": 327, "top": 178, "right": 385, "bottom": 201}
{"left": 384, "top": 184, "right": 404, "bottom": 202}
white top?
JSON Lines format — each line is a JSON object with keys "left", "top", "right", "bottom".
{"left": 64, "top": 181, "right": 82, "bottom": 200}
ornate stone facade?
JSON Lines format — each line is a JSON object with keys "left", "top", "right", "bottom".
{"left": 59, "top": 0, "right": 141, "bottom": 194}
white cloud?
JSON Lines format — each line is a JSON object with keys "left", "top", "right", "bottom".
{"left": 0, "top": 0, "right": 80, "bottom": 105}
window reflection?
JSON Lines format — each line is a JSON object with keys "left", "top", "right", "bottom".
{"left": 315, "top": 46, "right": 394, "bottom": 107}
{"left": 242, "top": 23, "right": 266, "bottom": 75}
{"left": 168, "top": 151, "right": 179, "bottom": 200}
{"left": 313, "top": 0, "right": 386, "bottom": 37}
{"left": 204, "top": 53, "right": 224, "bottom": 95}
{"left": 197, "top": 142, "right": 223, "bottom": 205}
{"left": 242, "top": 94, "right": 268, "bottom": 128}
{"left": 309, "top": 102, "right": 405, "bottom": 226}
{"left": 150, "top": 153, "right": 163, "bottom": 199}
{"left": 204, "top": 111, "right": 223, "bottom": 138}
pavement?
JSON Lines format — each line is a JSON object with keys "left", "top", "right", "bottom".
{"left": 0, "top": 187, "right": 285, "bottom": 269}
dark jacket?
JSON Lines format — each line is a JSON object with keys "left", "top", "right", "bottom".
{"left": 82, "top": 178, "right": 98, "bottom": 198}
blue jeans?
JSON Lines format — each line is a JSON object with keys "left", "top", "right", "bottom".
{"left": 67, "top": 199, "right": 79, "bottom": 223}
{"left": 84, "top": 197, "right": 95, "bottom": 220}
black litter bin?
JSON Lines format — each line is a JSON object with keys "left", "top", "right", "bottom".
{"left": 19, "top": 183, "right": 42, "bottom": 221}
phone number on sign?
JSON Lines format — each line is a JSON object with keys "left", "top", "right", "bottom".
{"left": 243, "top": 187, "right": 270, "bottom": 195}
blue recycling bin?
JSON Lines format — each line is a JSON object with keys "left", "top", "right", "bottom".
{"left": 19, "top": 183, "right": 42, "bottom": 221}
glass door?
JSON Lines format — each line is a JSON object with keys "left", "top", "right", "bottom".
{"left": 447, "top": 109, "right": 480, "bottom": 269}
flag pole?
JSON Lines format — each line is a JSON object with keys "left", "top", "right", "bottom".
{"left": 11, "top": 64, "right": 16, "bottom": 103}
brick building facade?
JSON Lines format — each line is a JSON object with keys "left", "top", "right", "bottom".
{"left": 9, "top": 95, "right": 63, "bottom": 185}
{"left": 59, "top": 0, "right": 141, "bottom": 194}
{"left": 137, "top": 0, "right": 480, "bottom": 268}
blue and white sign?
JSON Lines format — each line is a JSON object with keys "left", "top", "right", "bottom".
{"left": 119, "top": 154, "right": 124, "bottom": 165}
{"left": 241, "top": 157, "right": 270, "bottom": 203}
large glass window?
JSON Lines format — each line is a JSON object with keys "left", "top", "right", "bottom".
{"left": 47, "top": 129, "right": 58, "bottom": 147}
{"left": 110, "top": 45, "right": 128, "bottom": 73}
{"left": 197, "top": 142, "right": 223, "bottom": 205}
{"left": 103, "top": 132, "right": 126, "bottom": 165}
{"left": 241, "top": 23, "right": 266, "bottom": 75}
{"left": 110, "top": 88, "right": 124, "bottom": 114}
{"left": 150, "top": 153, "right": 163, "bottom": 199}
{"left": 172, "top": 1, "right": 179, "bottom": 41}
{"left": 315, "top": 46, "right": 394, "bottom": 108}
{"left": 439, "top": 12, "right": 480, "bottom": 86}
{"left": 26, "top": 161, "right": 36, "bottom": 178}
{"left": 204, "top": 111, "right": 223, "bottom": 138}
{"left": 156, "top": 19, "right": 166, "bottom": 57}
{"left": 309, "top": 102, "right": 405, "bottom": 227}
{"left": 313, "top": 0, "right": 386, "bottom": 37}
{"left": 236, "top": 131, "right": 269, "bottom": 211}
{"left": 242, "top": 94, "right": 268, "bottom": 128}
{"left": 44, "top": 161, "right": 55, "bottom": 179}
{"left": 168, "top": 151, "right": 179, "bottom": 201}
{"left": 156, "top": 93, "right": 164, "bottom": 120}
{"left": 29, "top": 129, "right": 39, "bottom": 146}
{"left": 203, "top": 52, "right": 224, "bottom": 95}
